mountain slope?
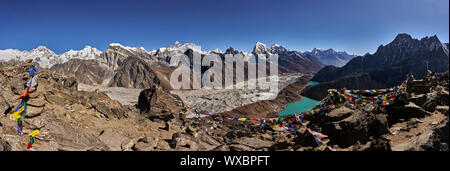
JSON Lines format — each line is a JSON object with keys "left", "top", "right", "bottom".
{"left": 109, "top": 56, "right": 161, "bottom": 88}
{"left": 312, "top": 34, "right": 449, "bottom": 86}
{"left": 302, "top": 34, "right": 449, "bottom": 100}
{"left": 50, "top": 59, "right": 111, "bottom": 85}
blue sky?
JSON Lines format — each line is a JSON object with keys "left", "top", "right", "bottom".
{"left": 0, "top": 0, "right": 448, "bottom": 55}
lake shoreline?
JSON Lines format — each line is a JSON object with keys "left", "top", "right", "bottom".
{"left": 278, "top": 81, "right": 321, "bottom": 116}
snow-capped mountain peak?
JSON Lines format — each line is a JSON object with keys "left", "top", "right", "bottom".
{"left": 0, "top": 45, "right": 105, "bottom": 68}
{"left": 107, "top": 43, "right": 150, "bottom": 55}
{"left": 210, "top": 48, "right": 222, "bottom": 53}
{"left": 252, "top": 42, "right": 270, "bottom": 54}
{"left": 169, "top": 41, "right": 182, "bottom": 49}
{"left": 0, "top": 46, "right": 59, "bottom": 68}
{"left": 59, "top": 45, "right": 102, "bottom": 63}
{"left": 158, "top": 41, "right": 202, "bottom": 55}
{"left": 270, "top": 43, "right": 287, "bottom": 54}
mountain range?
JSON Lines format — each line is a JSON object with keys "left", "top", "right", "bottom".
{"left": 0, "top": 41, "right": 355, "bottom": 69}
{"left": 1, "top": 42, "right": 329, "bottom": 89}
{"left": 0, "top": 45, "right": 102, "bottom": 68}
{"left": 302, "top": 48, "right": 356, "bottom": 67}
{"left": 302, "top": 33, "right": 450, "bottom": 100}
{"left": 1, "top": 34, "right": 448, "bottom": 93}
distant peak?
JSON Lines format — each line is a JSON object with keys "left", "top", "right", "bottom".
{"left": 420, "top": 34, "right": 440, "bottom": 42}
{"left": 32, "top": 46, "right": 54, "bottom": 53}
{"left": 35, "top": 46, "right": 49, "bottom": 50}
{"left": 254, "top": 42, "right": 268, "bottom": 48}
{"left": 270, "top": 43, "right": 288, "bottom": 54}
{"left": 225, "top": 47, "right": 240, "bottom": 54}
{"left": 393, "top": 33, "right": 413, "bottom": 42}
{"left": 109, "top": 43, "right": 123, "bottom": 47}
{"left": 212, "top": 48, "right": 222, "bottom": 53}
{"left": 253, "top": 42, "right": 269, "bottom": 54}
{"left": 312, "top": 48, "right": 325, "bottom": 52}
{"left": 271, "top": 43, "right": 282, "bottom": 49}
{"left": 255, "top": 41, "right": 265, "bottom": 45}
{"left": 169, "top": 41, "right": 182, "bottom": 48}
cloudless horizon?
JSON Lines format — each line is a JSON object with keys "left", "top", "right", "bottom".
{"left": 1, "top": 0, "right": 448, "bottom": 55}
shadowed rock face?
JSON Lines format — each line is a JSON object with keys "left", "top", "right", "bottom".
{"left": 301, "top": 73, "right": 386, "bottom": 100}
{"left": 50, "top": 59, "right": 111, "bottom": 85}
{"left": 137, "top": 87, "right": 157, "bottom": 114}
{"left": 109, "top": 56, "right": 160, "bottom": 89}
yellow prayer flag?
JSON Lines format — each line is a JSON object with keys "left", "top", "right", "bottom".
{"left": 14, "top": 113, "right": 21, "bottom": 119}
{"left": 9, "top": 114, "right": 16, "bottom": 120}
{"left": 10, "top": 107, "right": 24, "bottom": 120}
{"left": 238, "top": 118, "right": 247, "bottom": 122}
{"left": 12, "top": 106, "right": 24, "bottom": 116}
{"left": 29, "top": 130, "right": 39, "bottom": 137}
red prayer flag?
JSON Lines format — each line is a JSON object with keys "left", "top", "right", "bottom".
{"left": 18, "top": 88, "right": 30, "bottom": 99}
{"left": 26, "top": 142, "right": 32, "bottom": 149}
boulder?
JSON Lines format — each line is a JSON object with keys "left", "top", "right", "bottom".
{"left": 231, "top": 137, "right": 274, "bottom": 150}
{"left": 211, "top": 145, "right": 230, "bottom": 151}
{"left": 421, "top": 91, "right": 449, "bottom": 112}
{"left": 27, "top": 96, "right": 46, "bottom": 107}
{"left": 0, "top": 95, "right": 10, "bottom": 114}
{"left": 121, "top": 139, "right": 135, "bottom": 151}
{"left": 364, "top": 138, "right": 391, "bottom": 151}
{"left": 62, "top": 76, "right": 78, "bottom": 91}
{"left": 319, "top": 107, "right": 388, "bottom": 148}
{"left": 386, "top": 103, "right": 431, "bottom": 124}
{"left": 410, "top": 94, "right": 427, "bottom": 107}
{"left": 0, "top": 138, "right": 11, "bottom": 151}
{"left": 392, "top": 119, "right": 448, "bottom": 151}
{"left": 170, "top": 133, "right": 205, "bottom": 151}
{"left": 436, "top": 106, "right": 449, "bottom": 116}
{"left": 132, "top": 142, "right": 153, "bottom": 151}
{"left": 24, "top": 105, "right": 44, "bottom": 118}
{"left": 98, "top": 128, "right": 130, "bottom": 151}
{"left": 44, "top": 90, "right": 67, "bottom": 106}
{"left": 137, "top": 87, "right": 157, "bottom": 114}
{"left": 88, "top": 93, "right": 126, "bottom": 119}
{"left": 408, "top": 80, "right": 430, "bottom": 94}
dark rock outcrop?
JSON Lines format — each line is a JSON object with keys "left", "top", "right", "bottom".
{"left": 137, "top": 87, "right": 158, "bottom": 114}
{"left": 305, "top": 72, "right": 448, "bottom": 151}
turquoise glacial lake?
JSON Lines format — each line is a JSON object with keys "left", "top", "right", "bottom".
{"left": 278, "top": 81, "right": 321, "bottom": 116}
{"left": 305, "top": 81, "right": 320, "bottom": 87}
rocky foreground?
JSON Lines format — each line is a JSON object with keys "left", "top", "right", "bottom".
{"left": 0, "top": 62, "right": 448, "bottom": 151}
